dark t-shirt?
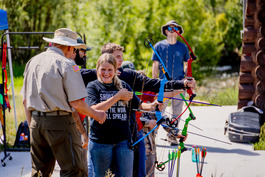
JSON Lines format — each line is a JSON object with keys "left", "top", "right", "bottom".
{"left": 85, "top": 80, "right": 140, "bottom": 144}
{"left": 80, "top": 68, "right": 185, "bottom": 92}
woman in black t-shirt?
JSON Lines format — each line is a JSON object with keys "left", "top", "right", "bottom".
{"left": 85, "top": 53, "right": 161, "bottom": 177}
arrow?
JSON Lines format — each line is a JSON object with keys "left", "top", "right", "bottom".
{"left": 134, "top": 91, "right": 221, "bottom": 107}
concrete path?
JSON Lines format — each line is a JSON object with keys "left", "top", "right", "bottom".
{"left": 0, "top": 106, "right": 265, "bottom": 177}
{"left": 155, "top": 106, "right": 265, "bottom": 177}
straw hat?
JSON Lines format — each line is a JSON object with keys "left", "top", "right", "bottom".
{"left": 161, "top": 20, "right": 184, "bottom": 37}
{"left": 43, "top": 28, "right": 87, "bottom": 49}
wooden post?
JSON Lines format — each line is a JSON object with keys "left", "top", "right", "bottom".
{"left": 242, "top": 43, "right": 256, "bottom": 54}
{"left": 256, "top": 81, "right": 265, "bottom": 95}
{"left": 239, "top": 72, "right": 255, "bottom": 84}
{"left": 239, "top": 84, "right": 255, "bottom": 100}
{"left": 255, "top": 50, "right": 265, "bottom": 66}
{"left": 246, "top": 1, "right": 256, "bottom": 16}
{"left": 240, "top": 54, "right": 256, "bottom": 72}
{"left": 255, "top": 65, "right": 265, "bottom": 81}
{"left": 243, "top": 28, "right": 257, "bottom": 43}
{"left": 256, "top": 37, "right": 265, "bottom": 49}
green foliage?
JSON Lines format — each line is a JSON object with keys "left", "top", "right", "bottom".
{"left": 1, "top": 0, "right": 242, "bottom": 80}
{"left": 195, "top": 74, "right": 239, "bottom": 106}
{"left": 1, "top": 0, "right": 79, "bottom": 64}
{"left": 254, "top": 123, "right": 265, "bottom": 150}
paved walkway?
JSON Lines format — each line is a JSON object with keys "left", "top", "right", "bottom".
{"left": 0, "top": 106, "right": 265, "bottom": 177}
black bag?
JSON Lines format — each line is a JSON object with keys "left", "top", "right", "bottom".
{"left": 224, "top": 106, "right": 262, "bottom": 143}
{"left": 14, "top": 121, "right": 30, "bottom": 148}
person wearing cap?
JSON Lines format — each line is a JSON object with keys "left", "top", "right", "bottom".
{"left": 152, "top": 20, "right": 190, "bottom": 145}
{"left": 74, "top": 37, "right": 92, "bottom": 68}
{"left": 21, "top": 28, "right": 106, "bottom": 177}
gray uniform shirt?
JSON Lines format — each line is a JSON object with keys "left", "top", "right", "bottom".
{"left": 21, "top": 47, "right": 88, "bottom": 112}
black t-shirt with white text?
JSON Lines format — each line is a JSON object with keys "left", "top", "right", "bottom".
{"left": 85, "top": 80, "right": 140, "bottom": 144}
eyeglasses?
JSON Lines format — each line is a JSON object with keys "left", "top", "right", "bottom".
{"left": 167, "top": 26, "right": 179, "bottom": 32}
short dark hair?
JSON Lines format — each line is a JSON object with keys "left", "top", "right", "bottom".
{"left": 101, "top": 43, "right": 124, "bottom": 54}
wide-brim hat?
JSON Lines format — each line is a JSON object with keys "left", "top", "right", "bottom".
{"left": 43, "top": 28, "right": 87, "bottom": 49}
{"left": 77, "top": 37, "right": 92, "bottom": 51}
{"left": 161, "top": 20, "right": 184, "bottom": 37}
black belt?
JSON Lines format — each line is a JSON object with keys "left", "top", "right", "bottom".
{"left": 32, "top": 110, "right": 72, "bottom": 117}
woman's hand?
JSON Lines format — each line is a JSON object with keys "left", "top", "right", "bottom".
{"left": 177, "top": 133, "right": 188, "bottom": 141}
{"left": 150, "top": 100, "right": 164, "bottom": 111}
{"left": 116, "top": 88, "right": 133, "bottom": 101}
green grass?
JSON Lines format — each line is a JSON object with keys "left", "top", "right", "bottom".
{"left": 192, "top": 74, "right": 239, "bottom": 106}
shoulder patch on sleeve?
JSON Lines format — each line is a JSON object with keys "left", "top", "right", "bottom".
{"left": 72, "top": 65, "right": 80, "bottom": 72}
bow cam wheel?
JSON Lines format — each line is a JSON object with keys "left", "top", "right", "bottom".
{"left": 144, "top": 38, "right": 154, "bottom": 48}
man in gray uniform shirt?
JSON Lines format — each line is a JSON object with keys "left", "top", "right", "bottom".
{"left": 21, "top": 28, "right": 106, "bottom": 177}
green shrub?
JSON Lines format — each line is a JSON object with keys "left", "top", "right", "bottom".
{"left": 254, "top": 123, "right": 265, "bottom": 150}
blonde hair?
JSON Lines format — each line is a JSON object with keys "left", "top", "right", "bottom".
{"left": 96, "top": 53, "right": 123, "bottom": 90}
{"left": 96, "top": 53, "right": 128, "bottom": 106}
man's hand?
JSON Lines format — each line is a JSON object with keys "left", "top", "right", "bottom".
{"left": 71, "top": 110, "right": 89, "bottom": 149}
{"left": 81, "top": 134, "right": 89, "bottom": 149}
{"left": 93, "top": 109, "right": 107, "bottom": 124}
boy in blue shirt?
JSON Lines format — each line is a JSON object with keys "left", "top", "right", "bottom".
{"left": 152, "top": 20, "right": 190, "bottom": 145}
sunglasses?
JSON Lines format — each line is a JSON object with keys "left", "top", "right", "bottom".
{"left": 167, "top": 26, "right": 179, "bottom": 32}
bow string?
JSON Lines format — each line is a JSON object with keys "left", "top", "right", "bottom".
{"left": 132, "top": 38, "right": 169, "bottom": 147}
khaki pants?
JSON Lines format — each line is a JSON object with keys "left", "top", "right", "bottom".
{"left": 30, "top": 114, "right": 86, "bottom": 177}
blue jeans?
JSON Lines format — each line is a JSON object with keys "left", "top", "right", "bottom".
{"left": 89, "top": 139, "right": 134, "bottom": 177}
{"left": 138, "top": 130, "right": 146, "bottom": 177}
{"left": 87, "top": 148, "right": 94, "bottom": 177}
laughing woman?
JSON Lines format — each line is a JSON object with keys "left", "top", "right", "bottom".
{"left": 85, "top": 53, "right": 161, "bottom": 177}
